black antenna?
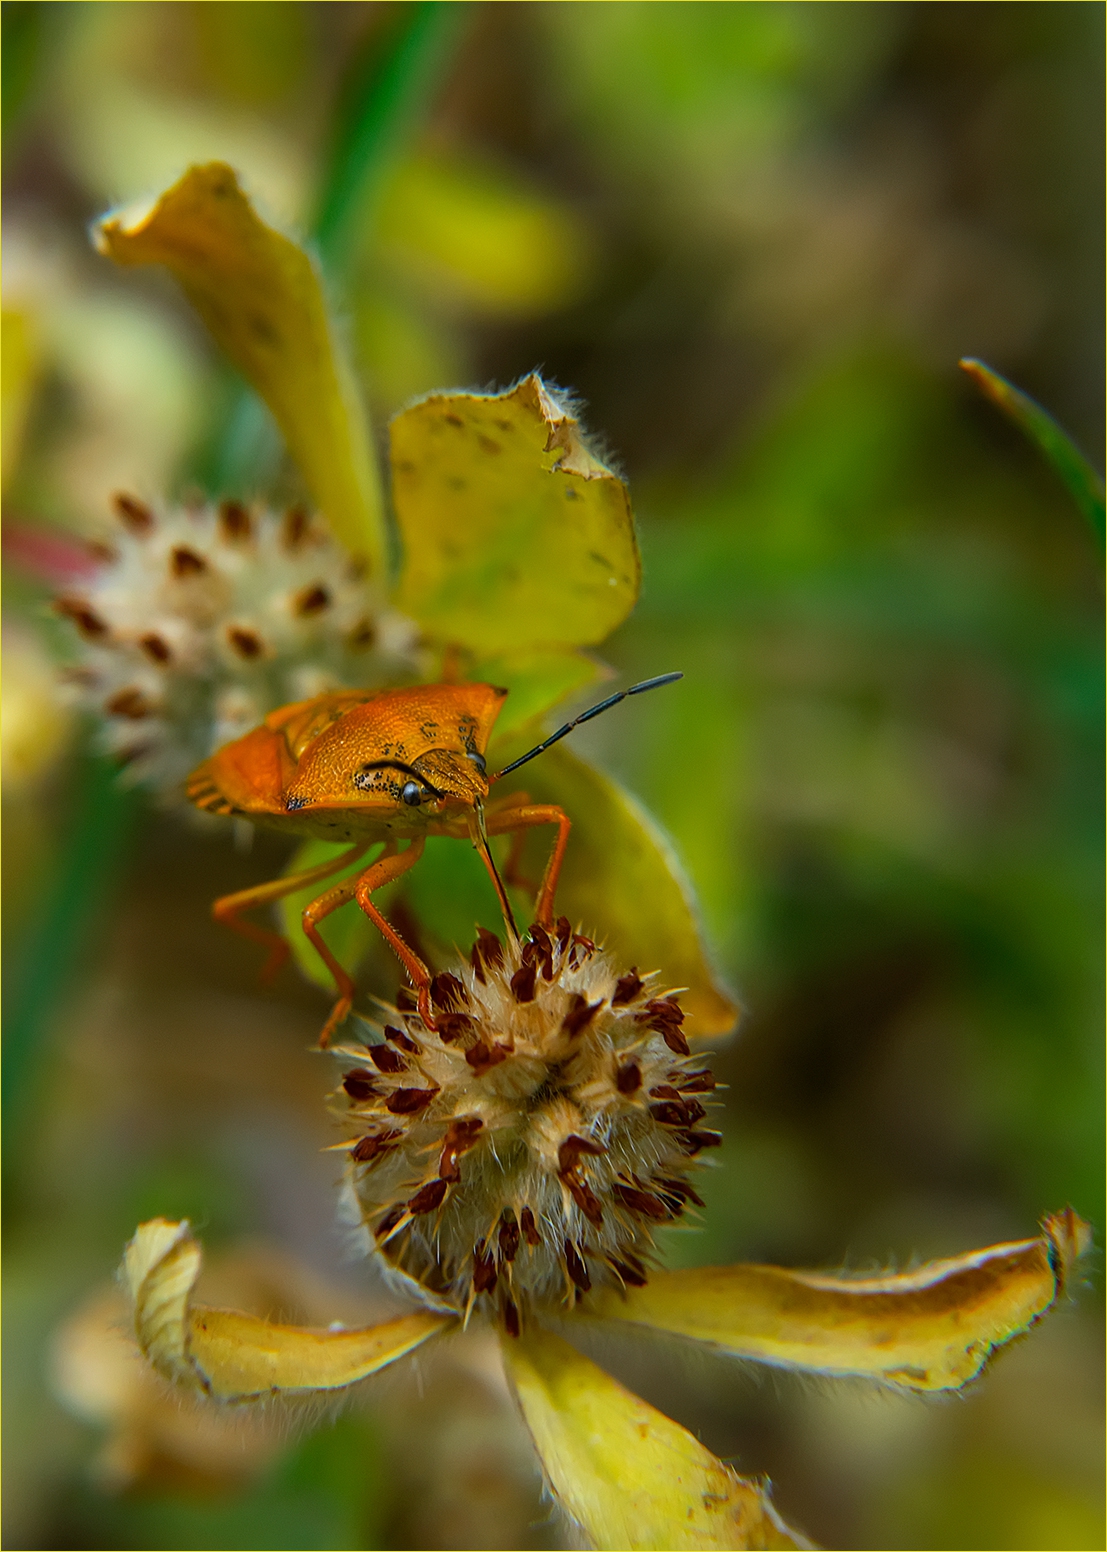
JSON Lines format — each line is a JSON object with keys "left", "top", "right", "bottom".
{"left": 493, "top": 672, "right": 683, "bottom": 781}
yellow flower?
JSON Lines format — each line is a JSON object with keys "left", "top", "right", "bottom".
{"left": 118, "top": 923, "right": 1091, "bottom": 1552}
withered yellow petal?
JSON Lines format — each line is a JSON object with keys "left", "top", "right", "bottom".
{"left": 121, "top": 1219, "right": 451, "bottom": 1402}
{"left": 503, "top": 1328, "right": 809, "bottom": 1551}
{"left": 95, "top": 164, "right": 384, "bottom": 570}
{"left": 392, "top": 375, "right": 640, "bottom": 653}
{"left": 496, "top": 743, "right": 739, "bottom": 1039}
{"left": 590, "top": 1208, "right": 1092, "bottom": 1394}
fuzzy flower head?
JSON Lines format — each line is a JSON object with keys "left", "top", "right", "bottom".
{"left": 56, "top": 493, "right": 420, "bottom": 795}
{"left": 337, "top": 922, "right": 716, "bottom": 1330}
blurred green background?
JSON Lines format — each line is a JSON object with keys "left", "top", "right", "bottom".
{"left": 2, "top": 3, "right": 1102, "bottom": 1549}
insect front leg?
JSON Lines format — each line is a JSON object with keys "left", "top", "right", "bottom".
{"left": 350, "top": 836, "right": 436, "bottom": 1028}
{"left": 211, "top": 839, "right": 372, "bottom": 984}
{"left": 485, "top": 802, "right": 572, "bottom": 929}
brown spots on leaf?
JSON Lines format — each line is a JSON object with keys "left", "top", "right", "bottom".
{"left": 408, "top": 1178, "right": 448, "bottom": 1215}
{"left": 170, "top": 546, "right": 208, "bottom": 578}
{"left": 564, "top": 1240, "right": 591, "bottom": 1292}
{"left": 616, "top": 1060, "right": 642, "bottom": 1095}
{"left": 386, "top": 1087, "right": 437, "bottom": 1115}
{"left": 520, "top": 1206, "right": 541, "bottom": 1247}
{"left": 293, "top": 583, "right": 331, "bottom": 617}
{"left": 55, "top": 598, "right": 109, "bottom": 638}
{"left": 612, "top": 969, "right": 644, "bottom": 1006}
{"left": 218, "top": 499, "right": 252, "bottom": 541}
{"left": 112, "top": 492, "right": 154, "bottom": 534}
{"left": 139, "top": 632, "right": 172, "bottom": 664}
{"left": 443, "top": 412, "right": 464, "bottom": 427}
{"left": 105, "top": 687, "right": 151, "bottom": 719}
{"left": 477, "top": 435, "right": 501, "bottom": 457}
{"left": 342, "top": 1068, "right": 379, "bottom": 1101}
{"left": 227, "top": 626, "right": 264, "bottom": 659}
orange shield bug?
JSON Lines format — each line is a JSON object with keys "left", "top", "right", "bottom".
{"left": 187, "top": 673, "right": 682, "bottom": 1044}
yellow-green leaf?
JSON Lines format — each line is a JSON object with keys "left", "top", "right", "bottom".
{"left": 465, "top": 646, "right": 602, "bottom": 740}
{"left": 503, "top": 1328, "right": 809, "bottom": 1551}
{"left": 95, "top": 163, "right": 385, "bottom": 570}
{"left": 494, "top": 744, "right": 738, "bottom": 1039}
{"left": 121, "top": 1219, "right": 450, "bottom": 1402}
{"left": 392, "top": 375, "right": 640, "bottom": 654}
{"left": 589, "top": 1208, "right": 1092, "bottom": 1394}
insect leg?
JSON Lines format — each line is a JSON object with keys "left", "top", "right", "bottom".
{"left": 484, "top": 803, "right": 572, "bottom": 929}
{"left": 301, "top": 857, "right": 390, "bottom": 1048}
{"left": 350, "top": 837, "right": 436, "bottom": 1027}
{"left": 212, "top": 840, "right": 372, "bottom": 983}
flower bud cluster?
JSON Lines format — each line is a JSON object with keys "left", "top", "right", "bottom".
{"left": 55, "top": 494, "right": 421, "bottom": 800}
{"left": 335, "top": 923, "right": 720, "bottom": 1333}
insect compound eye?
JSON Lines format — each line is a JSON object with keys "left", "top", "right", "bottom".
{"left": 465, "top": 751, "right": 487, "bottom": 775}
{"left": 401, "top": 781, "right": 424, "bottom": 807}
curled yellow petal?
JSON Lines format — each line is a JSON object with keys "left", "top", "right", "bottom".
{"left": 392, "top": 374, "right": 640, "bottom": 654}
{"left": 590, "top": 1208, "right": 1092, "bottom": 1394}
{"left": 121, "top": 1219, "right": 451, "bottom": 1402}
{"left": 95, "top": 163, "right": 384, "bottom": 570}
{"left": 503, "top": 1328, "right": 809, "bottom": 1551}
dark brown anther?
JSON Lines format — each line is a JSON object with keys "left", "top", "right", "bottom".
{"left": 282, "top": 504, "right": 309, "bottom": 549}
{"left": 564, "top": 1240, "right": 591, "bottom": 1292}
{"left": 510, "top": 962, "right": 537, "bottom": 1004}
{"left": 678, "top": 1129, "right": 723, "bottom": 1154}
{"left": 435, "top": 1012, "right": 474, "bottom": 1044}
{"left": 473, "top": 1241, "right": 498, "bottom": 1294}
{"left": 55, "top": 598, "right": 108, "bottom": 638}
{"left": 520, "top": 1206, "right": 541, "bottom": 1247}
{"left": 558, "top": 1134, "right": 606, "bottom": 1174}
{"left": 498, "top": 1210, "right": 520, "bottom": 1262}
{"left": 568, "top": 932, "right": 596, "bottom": 969}
{"left": 395, "top": 987, "right": 419, "bottom": 1012}
{"left": 348, "top": 617, "right": 377, "bottom": 650}
{"left": 528, "top": 924, "right": 555, "bottom": 980}
{"left": 567, "top": 1178, "right": 604, "bottom": 1228}
{"left": 612, "top": 1183, "right": 670, "bottom": 1220}
{"left": 465, "top": 1040, "right": 508, "bottom": 1074}
{"left": 662, "top": 1027, "right": 691, "bottom": 1055}
{"left": 555, "top": 916, "right": 572, "bottom": 953}
{"left": 342, "top": 1068, "right": 379, "bottom": 1101}
{"left": 616, "top": 1060, "right": 642, "bottom": 1095}
{"left": 430, "top": 972, "right": 468, "bottom": 1012}
{"left": 561, "top": 994, "right": 602, "bottom": 1038}
{"left": 649, "top": 1084, "right": 681, "bottom": 1100}
{"left": 112, "top": 492, "right": 154, "bottom": 534}
{"left": 656, "top": 1177, "right": 705, "bottom": 1209}
{"left": 408, "top": 1178, "right": 449, "bottom": 1215}
{"left": 375, "top": 1205, "right": 405, "bottom": 1238}
{"left": 386, "top": 1025, "right": 420, "bottom": 1053}
{"left": 502, "top": 1295, "right": 521, "bottom": 1338}
{"left": 87, "top": 540, "right": 118, "bottom": 565}
{"left": 170, "top": 545, "right": 208, "bottom": 578}
{"left": 438, "top": 1117, "right": 483, "bottom": 1181}
{"left": 679, "top": 1069, "right": 716, "bottom": 1093}
{"left": 469, "top": 941, "right": 487, "bottom": 984}
{"left": 218, "top": 499, "right": 252, "bottom": 541}
{"left": 105, "top": 687, "right": 150, "bottom": 719}
{"left": 293, "top": 582, "right": 331, "bottom": 616}
{"left": 386, "top": 1087, "right": 436, "bottom": 1115}
{"left": 637, "top": 996, "right": 688, "bottom": 1051}
{"left": 350, "top": 1128, "right": 401, "bottom": 1163}
{"left": 227, "top": 626, "right": 264, "bottom": 659}
{"left": 369, "top": 1045, "right": 407, "bottom": 1074}
{"left": 649, "top": 1100, "right": 699, "bottom": 1128}
{"left": 609, "top": 1257, "right": 649, "bottom": 1288}
{"left": 474, "top": 928, "right": 504, "bottom": 972}
{"left": 612, "top": 969, "right": 644, "bottom": 1006}
{"left": 139, "top": 632, "right": 172, "bottom": 664}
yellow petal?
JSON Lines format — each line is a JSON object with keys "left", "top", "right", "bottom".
{"left": 392, "top": 375, "right": 640, "bottom": 653}
{"left": 95, "top": 163, "right": 384, "bottom": 570}
{"left": 503, "top": 1328, "right": 809, "bottom": 1550}
{"left": 495, "top": 743, "right": 739, "bottom": 1038}
{"left": 590, "top": 1208, "right": 1092, "bottom": 1394}
{"left": 121, "top": 1219, "right": 451, "bottom": 1402}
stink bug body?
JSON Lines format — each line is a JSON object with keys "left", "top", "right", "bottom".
{"left": 187, "top": 674, "right": 681, "bottom": 1044}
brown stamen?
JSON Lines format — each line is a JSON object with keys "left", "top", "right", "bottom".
{"left": 112, "top": 492, "right": 154, "bottom": 534}
{"left": 170, "top": 546, "right": 208, "bottom": 578}
{"left": 218, "top": 499, "right": 252, "bottom": 541}
{"left": 616, "top": 1060, "right": 642, "bottom": 1095}
{"left": 342, "top": 1068, "right": 379, "bottom": 1101}
{"left": 612, "top": 969, "right": 644, "bottom": 1005}
{"left": 564, "top": 1240, "right": 591, "bottom": 1292}
{"left": 386, "top": 1088, "right": 437, "bottom": 1115}
{"left": 408, "top": 1178, "right": 448, "bottom": 1215}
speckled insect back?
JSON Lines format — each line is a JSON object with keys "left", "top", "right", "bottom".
{"left": 335, "top": 921, "right": 720, "bottom": 1334}
{"left": 54, "top": 493, "right": 422, "bottom": 800}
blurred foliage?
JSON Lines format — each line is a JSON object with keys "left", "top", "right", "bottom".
{"left": 2, "top": 3, "right": 1102, "bottom": 1550}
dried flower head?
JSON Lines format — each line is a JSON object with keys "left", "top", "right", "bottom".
{"left": 336, "top": 922, "right": 718, "bottom": 1330}
{"left": 55, "top": 492, "right": 421, "bottom": 798}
